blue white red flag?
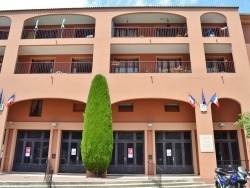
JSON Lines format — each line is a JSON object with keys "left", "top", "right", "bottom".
{"left": 189, "top": 94, "right": 196, "bottom": 107}
{"left": 202, "top": 89, "right": 206, "bottom": 105}
{"left": 6, "top": 94, "right": 15, "bottom": 108}
{"left": 210, "top": 93, "right": 219, "bottom": 109}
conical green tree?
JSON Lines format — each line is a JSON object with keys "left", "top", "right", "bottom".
{"left": 81, "top": 74, "right": 113, "bottom": 176}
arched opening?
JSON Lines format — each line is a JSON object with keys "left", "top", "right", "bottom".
{"left": 0, "top": 16, "right": 11, "bottom": 40}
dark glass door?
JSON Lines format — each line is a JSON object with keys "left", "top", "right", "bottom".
{"left": 13, "top": 130, "right": 50, "bottom": 172}
{"left": 108, "top": 132, "right": 144, "bottom": 174}
{"left": 59, "top": 131, "right": 85, "bottom": 173}
{"left": 214, "top": 131, "right": 241, "bottom": 170}
{"left": 156, "top": 131, "right": 193, "bottom": 174}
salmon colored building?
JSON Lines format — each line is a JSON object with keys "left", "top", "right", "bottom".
{"left": 0, "top": 6, "right": 250, "bottom": 180}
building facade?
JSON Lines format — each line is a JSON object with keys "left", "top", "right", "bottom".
{"left": 0, "top": 6, "right": 250, "bottom": 180}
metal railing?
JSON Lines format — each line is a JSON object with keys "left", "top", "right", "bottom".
{"left": 110, "top": 61, "right": 192, "bottom": 73}
{"left": 15, "top": 62, "right": 93, "bottom": 74}
{"left": 22, "top": 28, "right": 95, "bottom": 39}
{"left": 44, "top": 159, "right": 53, "bottom": 188}
{"left": 0, "top": 29, "right": 9, "bottom": 39}
{"left": 148, "top": 161, "right": 162, "bottom": 188}
{"left": 217, "top": 160, "right": 250, "bottom": 172}
{"left": 206, "top": 61, "right": 235, "bottom": 73}
{"left": 201, "top": 27, "right": 229, "bottom": 37}
{"left": 112, "top": 27, "right": 188, "bottom": 37}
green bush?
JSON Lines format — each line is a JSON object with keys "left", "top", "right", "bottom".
{"left": 81, "top": 74, "right": 113, "bottom": 175}
{"left": 235, "top": 112, "right": 250, "bottom": 138}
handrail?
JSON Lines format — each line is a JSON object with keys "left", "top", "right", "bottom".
{"left": 44, "top": 159, "right": 53, "bottom": 188}
{"left": 148, "top": 161, "right": 162, "bottom": 188}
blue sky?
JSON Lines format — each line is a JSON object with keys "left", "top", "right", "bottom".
{"left": 0, "top": 0, "right": 249, "bottom": 13}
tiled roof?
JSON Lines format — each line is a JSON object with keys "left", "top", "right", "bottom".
{"left": 0, "top": 6, "right": 239, "bottom": 12}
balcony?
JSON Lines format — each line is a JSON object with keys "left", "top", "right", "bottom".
{"left": 22, "top": 15, "right": 95, "bottom": 39}
{"left": 112, "top": 27, "right": 187, "bottom": 37}
{"left": 0, "top": 29, "right": 9, "bottom": 40}
{"left": 15, "top": 61, "right": 93, "bottom": 74}
{"left": 206, "top": 60, "right": 235, "bottom": 73}
{"left": 110, "top": 61, "right": 191, "bottom": 73}
{"left": 201, "top": 13, "right": 229, "bottom": 37}
{"left": 22, "top": 28, "right": 95, "bottom": 39}
{"left": 112, "top": 13, "right": 187, "bottom": 38}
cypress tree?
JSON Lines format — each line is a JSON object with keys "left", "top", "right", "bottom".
{"left": 81, "top": 74, "right": 113, "bottom": 176}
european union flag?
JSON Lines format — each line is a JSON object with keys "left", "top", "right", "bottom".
{"left": 202, "top": 89, "right": 206, "bottom": 105}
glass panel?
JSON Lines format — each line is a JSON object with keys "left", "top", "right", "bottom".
{"left": 33, "top": 142, "right": 41, "bottom": 164}
{"left": 14, "top": 141, "right": 23, "bottom": 163}
{"left": 27, "top": 131, "right": 42, "bottom": 139}
{"left": 17, "top": 131, "right": 25, "bottom": 139}
{"left": 41, "top": 142, "right": 49, "bottom": 164}
{"left": 175, "top": 143, "right": 182, "bottom": 165}
{"left": 184, "top": 143, "right": 192, "bottom": 165}
{"left": 165, "top": 143, "right": 173, "bottom": 165}
{"left": 136, "top": 132, "right": 144, "bottom": 140}
{"left": 165, "top": 132, "right": 181, "bottom": 139}
{"left": 155, "top": 132, "right": 163, "bottom": 140}
{"left": 62, "top": 132, "right": 70, "bottom": 139}
{"left": 71, "top": 132, "right": 82, "bottom": 140}
{"left": 136, "top": 143, "right": 143, "bottom": 165}
{"left": 222, "top": 143, "right": 230, "bottom": 160}
{"left": 60, "top": 142, "right": 68, "bottom": 164}
{"left": 118, "top": 143, "right": 124, "bottom": 164}
{"left": 183, "top": 132, "right": 191, "bottom": 139}
{"left": 110, "top": 143, "right": 115, "bottom": 165}
{"left": 127, "top": 143, "right": 134, "bottom": 165}
{"left": 229, "top": 131, "right": 237, "bottom": 139}
{"left": 118, "top": 132, "right": 133, "bottom": 140}
{"left": 24, "top": 142, "right": 32, "bottom": 163}
{"left": 215, "top": 143, "right": 221, "bottom": 163}
{"left": 156, "top": 143, "right": 163, "bottom": 165}
{"left": 43, "top": 131, "right": 50, "bottom": 139}
{"left": 214, "top": 131, "right": 227, "bottom": 139}
{"left": 79, "top": 144, "right": 83, "bottom": 165}
{"left": 231, "top": 143, "right": 240, "bottom": 161}
{"left": 70, "top": 143, "right": 77, "bottom": 164}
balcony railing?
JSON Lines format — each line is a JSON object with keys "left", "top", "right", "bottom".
{"left": 202, "top": 27, "right": 229, "bottom": 37}
{"left": 15, "top": 62, "right": 93, "bottom": 74}
{"left": 22, "top": 28, "right": 95, "bottom": 39}
{"left": 0, "top": 29, "right": 9, "bottom": 40}
{"left": 112, "top": 27, "right": 188, "bottom": 37}
{"left": 206, "top": 61, "right": 235, "bottom": 73}
{"left": 110, "top": 61, "right": 192, "bottom": 73}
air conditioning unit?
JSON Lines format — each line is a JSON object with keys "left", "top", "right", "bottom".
{"left": 0, "top": 104, "right": 4, "bottom": 111}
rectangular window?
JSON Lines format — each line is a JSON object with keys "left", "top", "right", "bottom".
{"left": 118, "top": 104, "right": 133, "bottom": 112}
{"left": 73, "top": 103, "right": 86, "bottom": 112}
{"left": 164, "top": 104, "right": 180, "bottom": 112}
{"left": 29, "top": 100, "right": 43, "bottom": 117}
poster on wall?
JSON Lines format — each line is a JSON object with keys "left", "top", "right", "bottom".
{"left": 25, "top": 147, "right": 31, "bottom": 157}
{"left": 128, "top": 148, "right": 133, "bottom": 158}
{"left": 71, "top": 148, "right": 76, "bottom": 155}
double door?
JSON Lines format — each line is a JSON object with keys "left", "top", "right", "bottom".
{"left": 156, "top": 131, "right": 193, "bottom": 174}
{"left": 108, "top": 132, "right": 144, "bottom": 174}
{"left": 13, "top": 130, "right": 50, "bottom": 172}
{"left": 59, "top": 131, "right": 85, "bottom": 173}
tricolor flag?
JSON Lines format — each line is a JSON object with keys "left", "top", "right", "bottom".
{"left": 189, "top": 94, "right": 196, "bottom": 107}
{"left": 6, "top": 94, "right": 15, "bottom": 108}
{"left": 210, "top": 93, "right": 219, "bottom": 109}
{"left": 202, "top": 89, "right": 206, "bottom": 105}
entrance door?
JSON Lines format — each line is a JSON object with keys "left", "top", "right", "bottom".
{"left": 155, "top": 131, "right": 193, "bottom": 174}
{"left": 214, "top": 131, "right": 241, "bottom": 170}
{"left": 108, "top": 132, "right": 144, "bottom": 174}
{"left": 13, "top": 130, "right": 50, "bottom": 172}
{"left": 59, "top": 131, "right": 85, "bottom": 173}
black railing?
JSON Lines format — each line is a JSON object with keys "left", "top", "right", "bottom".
{"left": 0, "top": 30, "right": 9, "bottom": 40}
{"left": 148, "top": 161, "right": 162, "bottom": 188}
{"left": 44, "top": 159, "right": 53, "bottom": 188}
{"left": 217, "top": 160, "right": 249, "bottom": 172}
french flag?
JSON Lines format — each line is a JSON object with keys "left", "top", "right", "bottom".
{"left": 189, "top": 94, "right": 196, "bottom": 107}
{"left": 6, "top": 94, "right": 15, "bottom": 108}
{"left": 210, "top": 93, "right": 219, "bottom": 109}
